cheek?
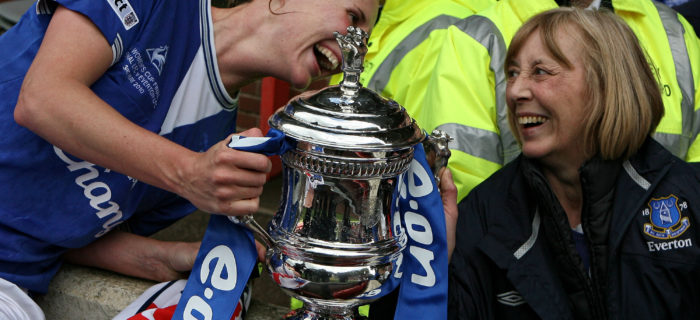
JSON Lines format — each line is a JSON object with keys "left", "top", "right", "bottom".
{"left": 330, "top": 20, "right": 353, "bottom": 35}
{"left": 558, "top": 107, "right": 588, "bottom": 142}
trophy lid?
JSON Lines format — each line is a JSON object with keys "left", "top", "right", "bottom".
{"left": 269, "top": 27, "right": 424, "bottom": 152}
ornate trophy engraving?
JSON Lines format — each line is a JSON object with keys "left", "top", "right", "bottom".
{"left": 238, "top": 27, "right": 450, "bottom": 320}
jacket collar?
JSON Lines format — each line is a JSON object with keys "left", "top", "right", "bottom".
{"left": 609, "top": 0, "right": 651, "bottom": 16}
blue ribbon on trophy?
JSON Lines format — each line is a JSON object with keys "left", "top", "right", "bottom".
{"left": 389, "top": 140, "right": 449, "bottom": 319}
{"left": 172, "top": 128, "right": 448, "bottom": 319}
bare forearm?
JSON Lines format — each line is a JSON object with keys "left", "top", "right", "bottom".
{"left": 63, "top": 231, "right": 199, "bottom": 282}
{"left": 439, "top": 169, "right": 458, "bottom": 261}
{"left": 17, "top": 83, "right": 194, "bottom": 195}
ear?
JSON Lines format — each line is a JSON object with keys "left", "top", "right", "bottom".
{"left": 269, "top": 0, "right": 286, "bottom": 11}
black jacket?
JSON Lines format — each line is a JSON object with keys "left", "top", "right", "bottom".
{"left": 449, "top": 138, "right": 700, "bottom": 319}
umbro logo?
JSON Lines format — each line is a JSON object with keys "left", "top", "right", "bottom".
{"left": 497, "top": 290, "right": 526, "bottom": 307}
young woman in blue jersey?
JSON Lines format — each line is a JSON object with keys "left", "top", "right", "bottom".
{"left": 0, "top": 0, "right": 379, "bottom": 318}
{"left": 448, "top": 8, "right": 700, "bottom": 319}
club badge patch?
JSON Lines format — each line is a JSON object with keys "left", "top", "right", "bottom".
{"left": 643, "top": 194, "right": 690, "bottom": 239}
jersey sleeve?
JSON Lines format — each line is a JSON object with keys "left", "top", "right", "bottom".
{"left": 50, "top": 0, "right": 152, "bottom": 64}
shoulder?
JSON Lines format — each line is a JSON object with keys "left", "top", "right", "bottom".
{"left": 467, "top": 157, "right": 522, "bottom": 199}
{"left": 629, "top": 138, "right": 700, "bottom": 192}
{"left": 459, "top": 157, "right": 524, "bottom": 224}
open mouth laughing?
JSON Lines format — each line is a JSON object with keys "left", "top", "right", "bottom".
{"left": 518, "top": 115, "right": 547, "bottom": 129}
{"left": 314, "top": 44, "right": 339, "bottom": 72}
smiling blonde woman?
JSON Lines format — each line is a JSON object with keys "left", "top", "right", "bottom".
{"left": 448, "top": 8, "right": 700, "bottom": 320}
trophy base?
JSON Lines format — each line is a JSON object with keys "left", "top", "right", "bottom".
{"left": 283, "top": 307, "right": 367, "bottom": 320}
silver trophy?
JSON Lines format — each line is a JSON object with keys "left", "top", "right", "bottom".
{"left": 237, "top": 27, "right": 450, "bottom": 320}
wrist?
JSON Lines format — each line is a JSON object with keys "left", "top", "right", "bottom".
{"left": 161, "top": 149, "right": 200, "bottom": 197}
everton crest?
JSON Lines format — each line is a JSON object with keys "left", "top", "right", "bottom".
{"left": 643, "top": 194, "right": 690, "bottom": 239}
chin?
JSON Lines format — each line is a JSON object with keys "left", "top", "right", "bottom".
{"left": 290, "top": 75, "right": 312, "bottom": 90}
{"left": 521, "top": 145, "right": 549, "bottom": 160}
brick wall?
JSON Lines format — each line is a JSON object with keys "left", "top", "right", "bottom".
{"left": 237, "top": 81, "right": 264, "bottom": 131}
{"left": 236, "top": 76, "right": 332, "bottom": 177}
{"left": 236, "top": 76, "right": 332, "bottom": 133}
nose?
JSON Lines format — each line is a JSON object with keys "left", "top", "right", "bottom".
{"left": 357, "top": 0, "right": 381, "bottom": 32}
{"left": 506, "top": 75, "right": 532, "bottom": 105}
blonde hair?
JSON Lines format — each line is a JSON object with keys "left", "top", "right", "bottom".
{"left": 505, "top": 8, "right": 664, "bottom": 160}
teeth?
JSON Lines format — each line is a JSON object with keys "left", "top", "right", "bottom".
{"left": 518, "top": 116, "right": 547, "bottom": 125}
{"left": 315, "top": 44, "right": 339, "bottom": 70}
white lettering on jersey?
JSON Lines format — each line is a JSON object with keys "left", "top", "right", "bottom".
{"left": 107, "top": 0, "right": 139, "bottom": 30}
{"left": 123, "top": 48, "right": 161, "bottom": 107}
{"left": 54, "top": 147, "right": 123, "bottom": 237}
{"left": 647, "top": 238, "right": 693, "bottom": 252}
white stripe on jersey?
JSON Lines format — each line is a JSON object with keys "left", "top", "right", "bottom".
{"left": 159, "top": 47, "right": 236, "bottom": 137}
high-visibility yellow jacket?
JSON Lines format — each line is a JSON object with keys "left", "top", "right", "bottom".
{"left": 329, "top": 0, "right": 495, "bottom": 200}
{"left": 331, "top": 0, "right": 495, "bottom": 91}
{"left": 416, "top": 0, "right": 700, "bottom": 202}
{"left": 331, "top": 0, "right": 495, "bottom": 95}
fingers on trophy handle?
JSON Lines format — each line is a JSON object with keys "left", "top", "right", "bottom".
{"left": 423, "top": 130, "right": 453, "bottom": 186}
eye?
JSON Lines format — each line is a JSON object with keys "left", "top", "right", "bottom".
{"left": 348, "top": 11, "right": 359, "bottom": 25}
{"left": 533, "top": 67, "right": 549, "bottom": 76}
{"left": 506, "top": 68, "right": 519, "bottom": 79}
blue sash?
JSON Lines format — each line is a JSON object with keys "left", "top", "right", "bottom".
{"left": 391, "top": 143, "right": 448, "bottom": 319}
{"left": 172, "top": 129, "right": 447, "bottom": 319}
{"left": 170, "top": 216, "right": 256, "bottom": 320}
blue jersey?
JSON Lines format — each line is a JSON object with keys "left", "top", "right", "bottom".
{"left": 0, "top": 0, "right": 237, "bottom": 293}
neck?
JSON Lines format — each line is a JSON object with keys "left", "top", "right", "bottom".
{"left": 210, "top": 4, "right": 267, "bottom": 93}
{"left": 542, "top": 161, "right": 583, "bottom": 228}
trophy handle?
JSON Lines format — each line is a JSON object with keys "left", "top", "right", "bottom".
{"left": 229, "top": 215, "right": 276, "bottom": 249}
{"left": 422, "top": 129, "right": 452, "bottom": 185}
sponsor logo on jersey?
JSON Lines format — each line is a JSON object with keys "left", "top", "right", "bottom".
{"left": 647, "top": 238, "right": 693, "bottom": 252}
{"left": 497, "top": 290, "right": 526, "bottom": 307}
{"left": 107, "top": 0, "right": 139, "bottom": 30}
{"left": 146, "top": 46, "right": 169, "bottom": 75}
{"left": 54, "top": 146, "right": 124, "bottom": 237}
